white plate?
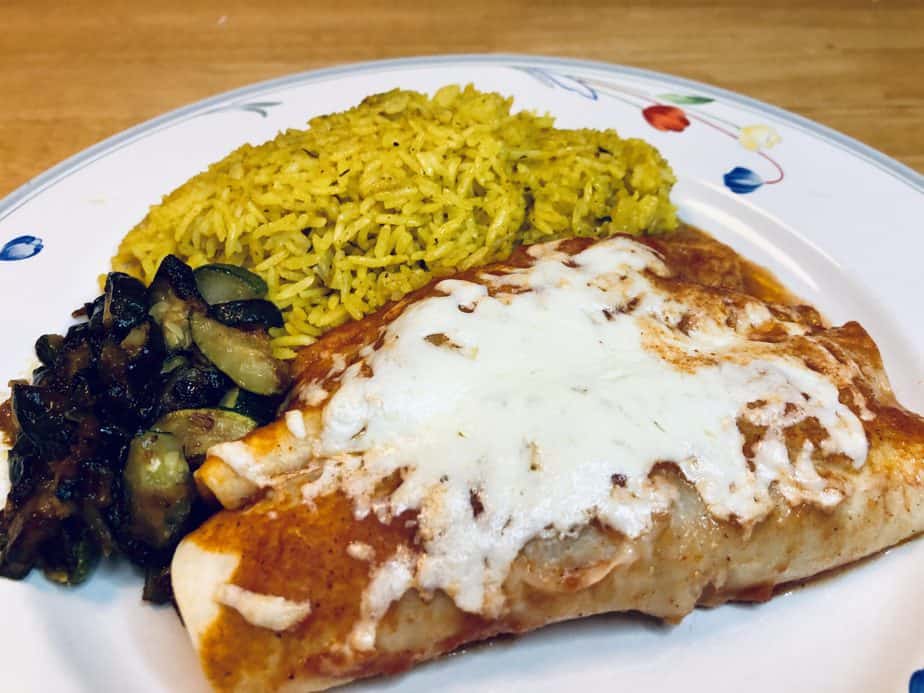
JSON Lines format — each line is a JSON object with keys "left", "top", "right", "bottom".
{"left": 1, "top": 55, "right": 922, "bottom": 693}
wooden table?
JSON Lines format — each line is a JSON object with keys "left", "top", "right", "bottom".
{"left": 2, "top": 0, "right": 922, "bottom": 198}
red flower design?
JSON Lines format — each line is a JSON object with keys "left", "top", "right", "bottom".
{"left": 642, "top": 105, "right": 690, "bottom": 132}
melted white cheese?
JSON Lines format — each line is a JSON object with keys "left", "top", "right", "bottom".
{"left": 297, "top": 236, "right": 868, "bottom": 626}
{"left": 214, "top": 583, "right": 312, "bottom": 631}
{"left": 348, "top": 547, "right": 415, "bottom": 651}
{"left": 210, "top": 439, "right": 268, "bottom": 485}
{"left": 346, "top": 541, "right": 376, "bottom": 562}
{"left": 285, "top": 409, "right": 308, "bottom": 439}
{"left": 298, "top": 382, "right": 329, "bottom": 407}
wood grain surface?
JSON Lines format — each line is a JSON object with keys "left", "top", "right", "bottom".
{"left": 1, "top": 0, "right": 922, "bottom": 198}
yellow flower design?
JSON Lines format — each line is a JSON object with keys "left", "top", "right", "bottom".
{"left": 738, "top": 124, "right": 781, "bottom": 152}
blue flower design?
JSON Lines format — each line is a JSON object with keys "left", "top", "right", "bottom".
{"left": 910, "top": 669, "right": 924, "bottom": 693}
{"left": 723, "top": 166, "right": 764, "bottom": 194}
{"left": 0, "top": 235, "right": 43, "bottom": 261}
{"left": 518, "top": 68, "right": 786, "bottom": 194}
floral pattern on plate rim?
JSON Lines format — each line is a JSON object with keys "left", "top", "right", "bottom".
{"left": 517, "top": 66, "right": 785, "bottom": 195}
{"left": 0, "top": 66, "right": 799, "bottom": 262}
{"left": 0, "top": 101, "right": 283, "bottom": 262}
{"left": 0, "top": 235, "right": 43, "bottom": 262}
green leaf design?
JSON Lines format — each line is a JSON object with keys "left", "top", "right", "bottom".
{"left": 657, "top": 93, "right": 715, "bottom": 106}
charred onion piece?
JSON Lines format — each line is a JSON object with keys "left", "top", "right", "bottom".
{"left": 11, "top": 386, "right": 74, "bottom": 460}
{"left": 159, "top": 360, "right": 231, "bottom": 415}
{"left": 34, "top": 334, "right": 64, "bottom": 368}
{"left": 103, "top": 272, "right": 148, "bottom": 336}
{"left": 142, "top": 563, "right": 174, "bottom": 604}
{"left": 148, "top": 255, "right": 206, "bottom": 351}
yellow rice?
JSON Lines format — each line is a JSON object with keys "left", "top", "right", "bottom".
{"left": 112, "top": 85, "right": 678, "bottom": 358}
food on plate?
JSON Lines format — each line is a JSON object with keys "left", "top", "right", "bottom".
{"left": 1, "top": 86, "right": 679, "bottom": 602}
{"left": 0, "top": 256, "right": 288, "bottom": 600}
{"left": 174, "top": 227, "right": 924, "bottom": 691}
{"left": 0, "top": 86, "right": 681, "bottom": 603}
{"left": 111, "top": 86, "right": 678, "bottom": 359}
{"left": 3, "top": 84, "right": 923, "bottom": 692}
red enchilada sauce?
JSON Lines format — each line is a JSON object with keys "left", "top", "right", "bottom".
{"left": 184, "top": 226, "right": 874, "bottom": 690}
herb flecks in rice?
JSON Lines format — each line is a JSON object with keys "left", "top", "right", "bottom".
{"left": 112, "top": 85, "right": 677, "bottom": 359}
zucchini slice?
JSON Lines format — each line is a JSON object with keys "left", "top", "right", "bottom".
{"left": 194, "top": 264, "right": 268, "bottom": 305}
{"left": 208, "top": 299, "right": 284, "bottom": 330}
{"left": 160, "top": 354, "right": 188, "bottom": 375}
{"left": 190, "top": 314, "right": 289, "bottom": 395}
{"left": 219, "top": 387, "right": 281, "bottom": 425}
{"left": 39, "top": 518, "right": 100, "bottom": 586}
{"left": 123, "top": 431, "right": 192, "bottom": 549}
{"left": 153, "top": 408, "right": 257, "bottom": 458}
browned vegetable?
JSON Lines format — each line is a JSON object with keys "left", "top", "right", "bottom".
{"left": 153, "top": 408, "right": 257, "bottom": 460}
{"left": 194, "top": 263, "right": 267, "bottom": 305}
{"left": 0, "top": 254, "right": 289, "bottom": 601}
{"left": 123, "top": 432, "right": 192, "bottom": 548}
{"left": 190, "top": 314, "right": 289, "bottom": 395}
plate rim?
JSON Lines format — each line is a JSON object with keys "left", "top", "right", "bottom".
{"left": 0, "top": 53, "right": 921, "bottom": 226}
{"left": 2, "top": 52, "right": 923, "bottom": 693}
